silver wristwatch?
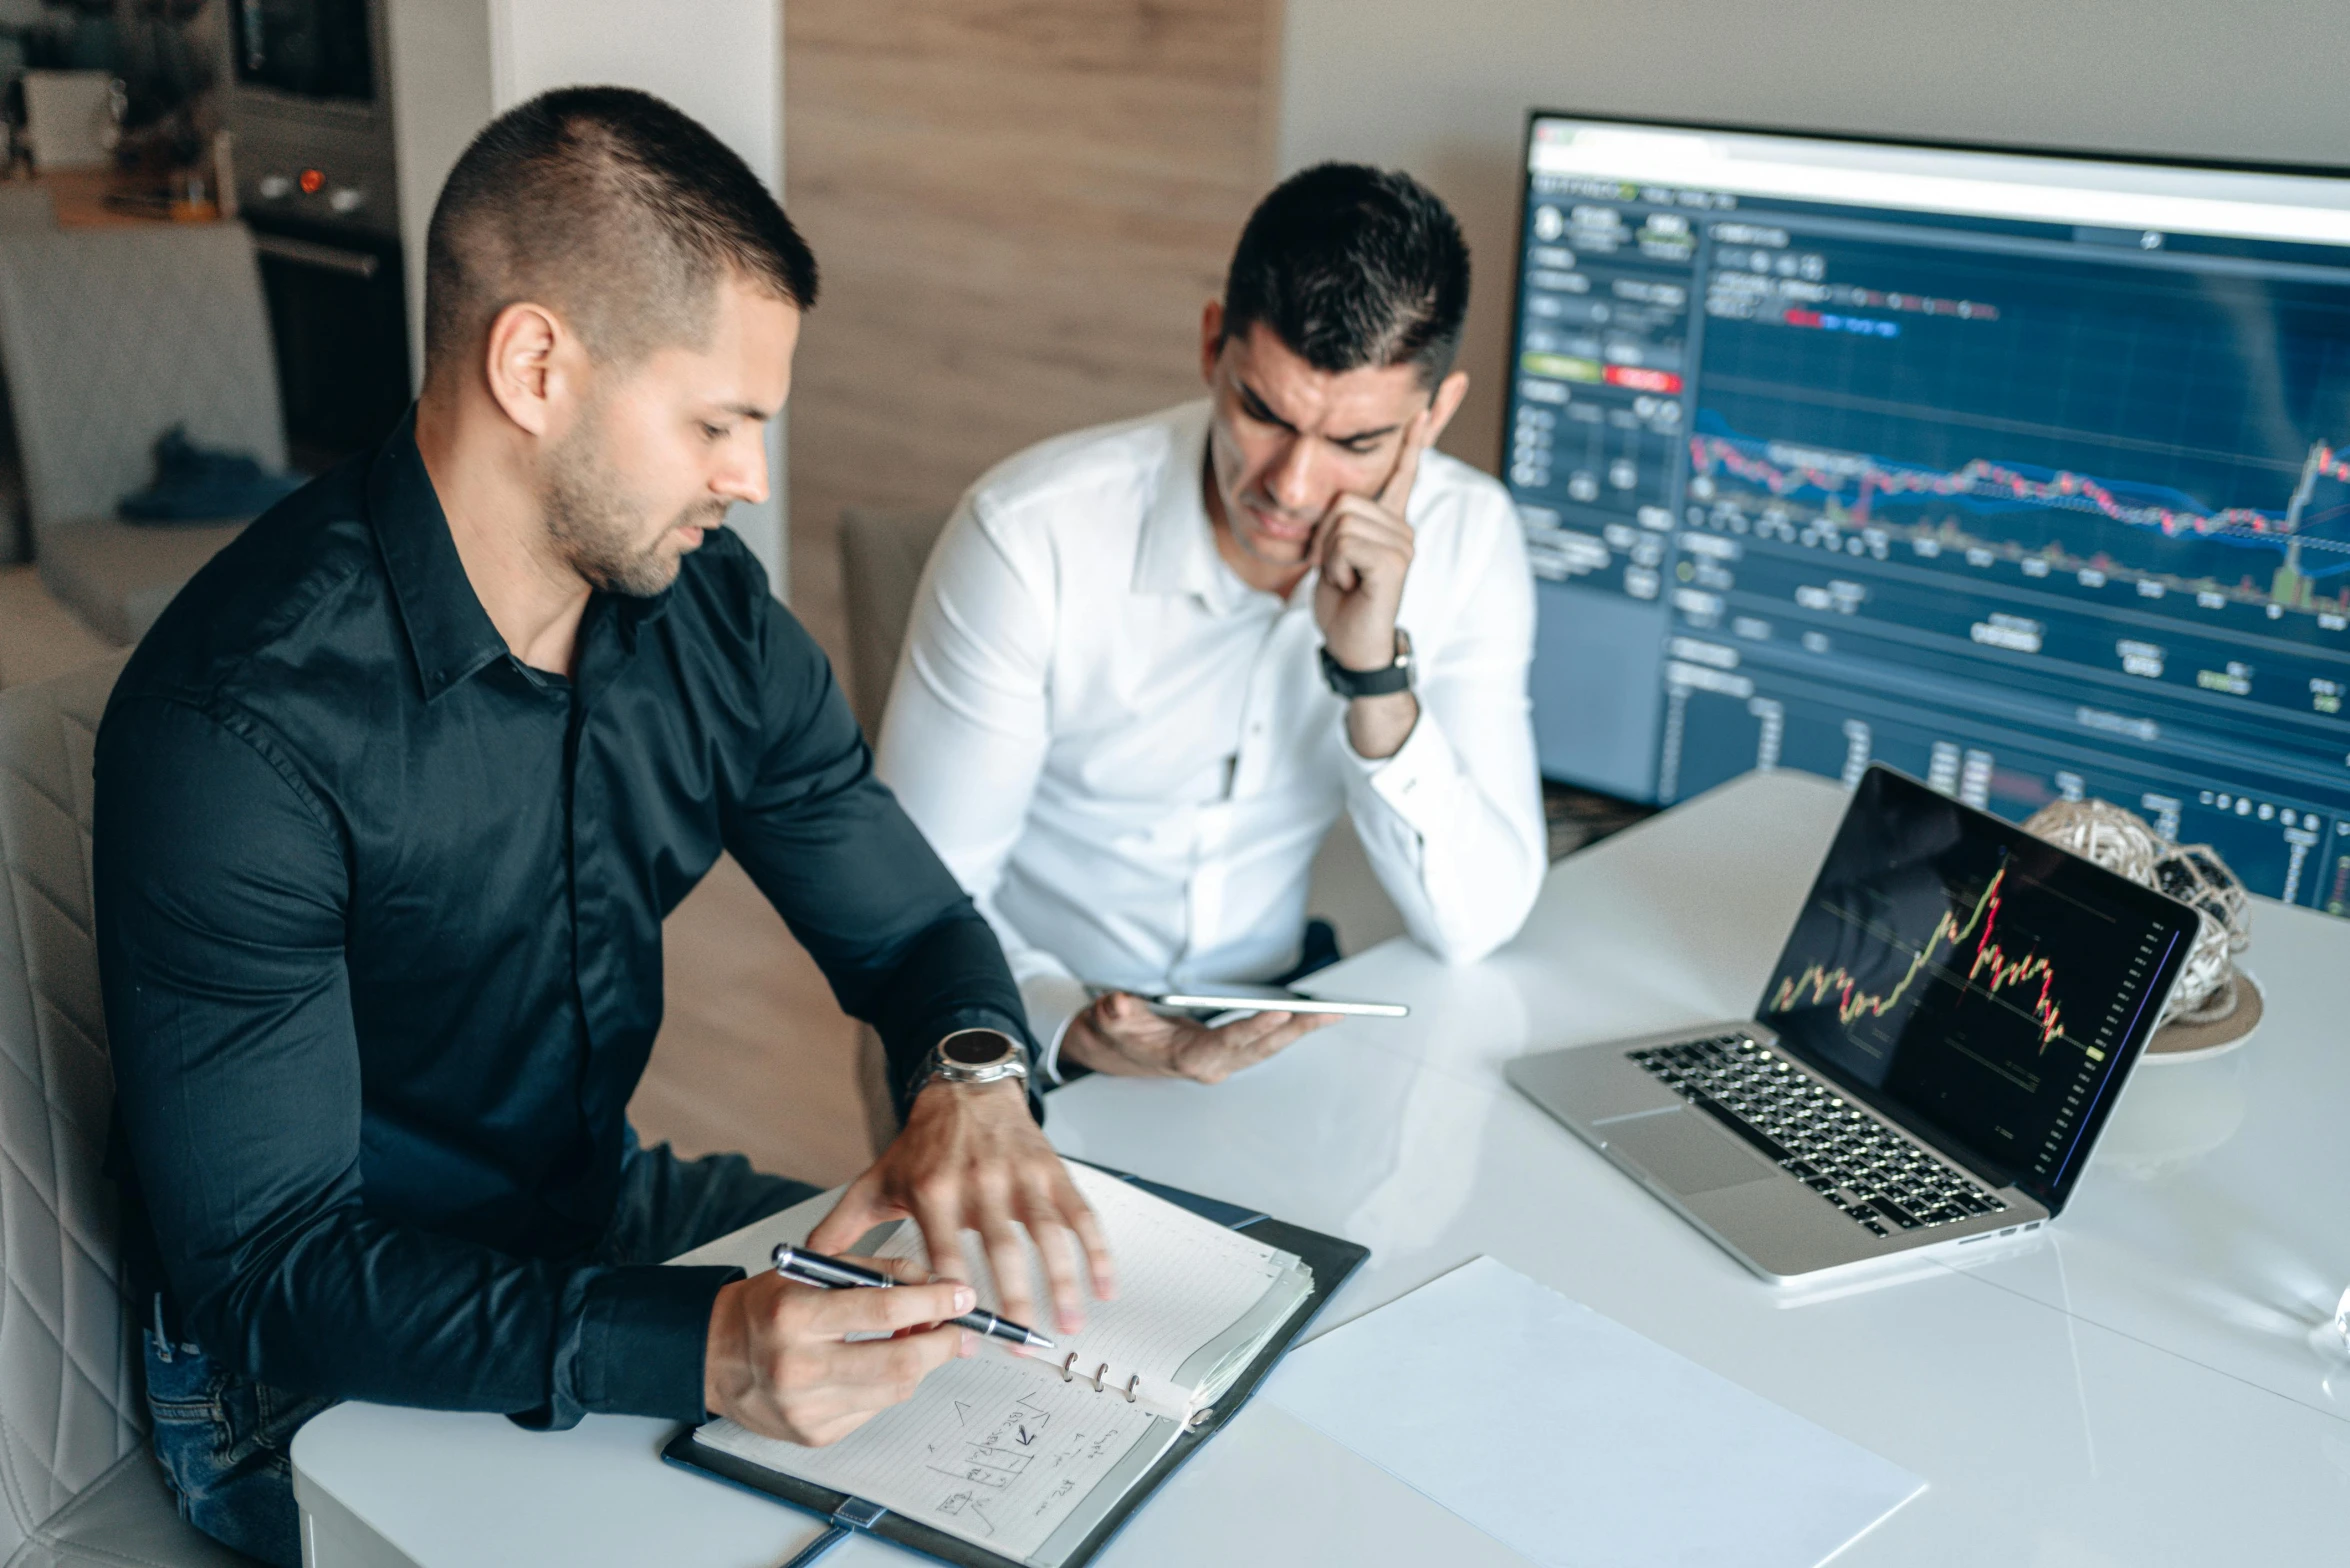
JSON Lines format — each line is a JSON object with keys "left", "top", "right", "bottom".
{"left": 922, "top": 1028, "right": 1031, "bottom": 1089}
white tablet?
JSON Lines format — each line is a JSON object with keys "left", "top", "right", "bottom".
{"left": 1137, "top": 987, "right": 1409, "bottom": 1020}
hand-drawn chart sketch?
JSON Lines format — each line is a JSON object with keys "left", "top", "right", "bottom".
{"left": 730, "top": 1356, "right": 1165, "bottom": 1562}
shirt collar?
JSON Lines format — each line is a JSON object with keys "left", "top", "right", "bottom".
{"left": 367, "top": 413, "right": 677, "bottom": 701}
{"left": 1131, "top": 400, "right": 1226, "bottom": 602}
{"left": 368, "top": 410, "right": 512, "bottom": 703}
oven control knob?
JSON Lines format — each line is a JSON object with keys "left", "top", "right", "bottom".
{"left": 257, "top": 174, "right": 292, "bottom": 200}
{"left": 328, "top": 186, "right": 366, "bottom": 214}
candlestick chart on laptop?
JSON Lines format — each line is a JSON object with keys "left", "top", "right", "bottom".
{"left": 1758, "top": 770, "right": 2179, "bottom": 1190}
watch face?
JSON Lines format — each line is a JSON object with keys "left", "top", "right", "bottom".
{"left": 941, "top": 1031, "right": 1015, "bottom": 1067}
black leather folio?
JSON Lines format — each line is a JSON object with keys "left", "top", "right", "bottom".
{"left": 663, "top": 1168, "right": 1369, "bottom": 1568}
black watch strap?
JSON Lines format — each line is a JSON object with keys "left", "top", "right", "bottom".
{"left": 1320, "top": 629, "right": 1413, "bottom": 699}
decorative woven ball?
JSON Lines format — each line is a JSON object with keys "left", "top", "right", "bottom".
{"left": 2020, "top": 796, "right": 2252, "bottom": 1033}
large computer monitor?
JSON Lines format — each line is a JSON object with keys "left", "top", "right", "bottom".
{"left": 1505, "top": 114, "right": 2350, "bottom": 917}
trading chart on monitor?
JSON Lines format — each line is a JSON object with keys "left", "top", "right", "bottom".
{"left": 1505, "top": 115, "right": 2350, "bottom": 917}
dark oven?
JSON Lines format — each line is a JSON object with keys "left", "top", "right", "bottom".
{"left": 222, "top": 0, "right": 409, "bottom": 469}
{"left": 249, "top": 229, "right": 411, "bottom": 474}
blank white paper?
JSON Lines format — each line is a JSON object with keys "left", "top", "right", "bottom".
{"left": 1262, "top": 1257, "right": 1924, "bottom": 1568}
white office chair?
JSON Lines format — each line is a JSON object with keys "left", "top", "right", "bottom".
{"left": 0, "top": 187, "right": 55, "bottom": 233}
{"left": 0, "top": 225, "right": 284, "bottom": 646}
{"left": 0, "top": 183, "right": 53, "bottom": 562}
{"left": 0, "top": 652, "right": 254, "bottom": 1565}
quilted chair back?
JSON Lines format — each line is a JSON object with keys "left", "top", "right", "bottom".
{"left": 0, "top": 226, "right": 284, "bottom": 544}
{"left": 0, "top": 654, "right": 136, "bottom": 1559}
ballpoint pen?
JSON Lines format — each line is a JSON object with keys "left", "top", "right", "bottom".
{"left": 771, "top": 1243, "right": 1058, "bottom": 1351}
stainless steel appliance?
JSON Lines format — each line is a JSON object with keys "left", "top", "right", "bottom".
{"left": 219, "top": 0, "right": 409, "bottom": 468}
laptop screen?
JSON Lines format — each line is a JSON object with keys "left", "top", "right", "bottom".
{"left": 1756, "top": 766, "right": 2197, "bottom": 1209}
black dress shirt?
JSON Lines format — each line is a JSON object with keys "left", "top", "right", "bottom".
{"left": 94, "top": 418, "right": 1032, "bottom": 1428}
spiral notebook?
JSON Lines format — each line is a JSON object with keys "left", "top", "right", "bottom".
{"left": 663, "top": 1162, "right": 1367, "bottom": 1568}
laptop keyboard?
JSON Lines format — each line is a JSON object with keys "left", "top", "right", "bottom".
{"left": 1629, "top": 1035, "right": 2008, "bottom": 1237}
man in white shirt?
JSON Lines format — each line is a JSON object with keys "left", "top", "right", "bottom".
{"left": 877, "top": 164, "right": 1546, "bottom": 1085}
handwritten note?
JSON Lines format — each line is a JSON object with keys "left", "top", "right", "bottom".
{"left": 700, "top": 1354, "right": 1170, "bottom": 1562}
{"left": 687, "top": 1164, "right": 1309, "bottom": 1564}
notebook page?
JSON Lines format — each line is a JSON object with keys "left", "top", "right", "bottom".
{"left": 697, "top": 1352, "right": 1180, "bottom": 1564}
{"left": 874, "top": 1163, "right": 1299, "bottom": 1397}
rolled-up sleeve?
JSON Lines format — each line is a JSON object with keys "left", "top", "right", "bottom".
{"left": 96, "top": 697, "right": 736, "bottom": 1426}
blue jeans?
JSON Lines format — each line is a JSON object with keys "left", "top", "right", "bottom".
{"left": 144, "top": 1139, "right": 820, "bottom": 1567}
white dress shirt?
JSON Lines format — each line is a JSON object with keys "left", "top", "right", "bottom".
{"left": 876, "top": 400, "right": 1546, "bottom": 1076}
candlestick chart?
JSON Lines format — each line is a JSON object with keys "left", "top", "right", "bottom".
{"left": 1768, "top": 864, "right": 2072, "bottom": 1052}
{"left": 1753, "top": 769, "right": 2191, "bottom": 1197}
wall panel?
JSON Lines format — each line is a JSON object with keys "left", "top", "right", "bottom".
{"left": 783, "top": 0, "right": 1279, "bottom": 672}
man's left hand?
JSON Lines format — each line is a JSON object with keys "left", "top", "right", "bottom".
{"left": 1314, "top": 412, "right": 1427, "bottom": 759}
{"left": 1313, "top": 411, "right": 1426, "bottom": 671}
{"left": 1061, "top": 990, "right": 1340, "bottom": 1083}
{"left": 808, "top": 1079, "right": 1117, "bottom": 1337}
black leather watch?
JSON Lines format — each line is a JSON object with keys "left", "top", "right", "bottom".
{"left": 1319, "top": 628, "right": 1414, "bottom": 699}
{"left": 921, "top": 1028, "right": 1031, "bottom": 1089}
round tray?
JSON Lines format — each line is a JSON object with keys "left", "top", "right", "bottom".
{"left": 2142, "top": 970, "right": 2263, "bottom": 1063}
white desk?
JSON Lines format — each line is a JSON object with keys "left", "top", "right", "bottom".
{"left": 293, "top": 771, "right": 2350, "bottom": 1566}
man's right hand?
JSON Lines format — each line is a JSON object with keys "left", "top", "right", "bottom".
{"left": 703, "top": 1260, "right": 974, "bottom": 1446}
{"left": 1059, "top": 991, "right": 1339, "bottom": 1084}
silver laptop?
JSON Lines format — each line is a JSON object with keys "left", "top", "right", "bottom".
{"left": 1508, "top": 764, "right": 2199, "bottom": 1283}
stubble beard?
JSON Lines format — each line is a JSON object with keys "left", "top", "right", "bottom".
{"left": 1204, "top": 424, "right": 1312, "bottom": 571}
{"left": 542, "top": 415, "right": 725, "bottom": 598}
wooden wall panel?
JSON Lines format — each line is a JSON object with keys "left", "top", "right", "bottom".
{"left": 782, "top": 0, "right": 1280, "bottom": 674}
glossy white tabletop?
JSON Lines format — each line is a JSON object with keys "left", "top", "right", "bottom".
{"left": 293, "top": 770, "right": 2350, "bottom": 1565}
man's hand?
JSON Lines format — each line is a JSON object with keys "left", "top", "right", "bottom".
{"left": 1062, "top": 991, "right": 1339, "bottom": 1084}
{"left": 704, "top": 1258, "right": 974, "bottom": 1446}
{"left": 1313, "top": 411, "right": 1425, "bottom": 667}
{"left": 1314, "top": 413, "right": 1428, "bottom": 760}
{"left": 808, "top": 1080, "right": 1115, "bottom": 1337}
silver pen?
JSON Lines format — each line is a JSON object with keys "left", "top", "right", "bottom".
{"left": 771, "top": 1243, "right": 1058, "bottom": 1351}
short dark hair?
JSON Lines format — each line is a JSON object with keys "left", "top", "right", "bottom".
{"left": 1220, "top": 163, "right": 1470, "bottom": 386}
{"left": 423, "top": 86, "right": 818, "bottom": 382}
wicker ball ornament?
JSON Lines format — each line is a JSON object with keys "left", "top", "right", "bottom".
{"left": 2020, "top": 796, "right": 2256, "bottom": 1042}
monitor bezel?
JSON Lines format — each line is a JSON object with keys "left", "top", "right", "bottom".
{"left": 1752, "top": 764, "right": 2199, "bottom": 1213}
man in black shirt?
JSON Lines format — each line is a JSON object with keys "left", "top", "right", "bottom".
{"left": 94, "top": 88, "right": 1111, "bottom": 1566}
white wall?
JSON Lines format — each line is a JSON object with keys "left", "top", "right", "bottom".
{"left": 1276, "top": 0, "right": 2350, "bottom": 477}
{"left": 386, "top": 0, "right": 493, "bottom": 380}
{"left": 384, "top": 0, "right": 791, "bottom": 592}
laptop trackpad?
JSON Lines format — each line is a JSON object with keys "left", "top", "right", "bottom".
{"left": 1602, "top": 1109, "right": 1781, "bottom": 1196}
